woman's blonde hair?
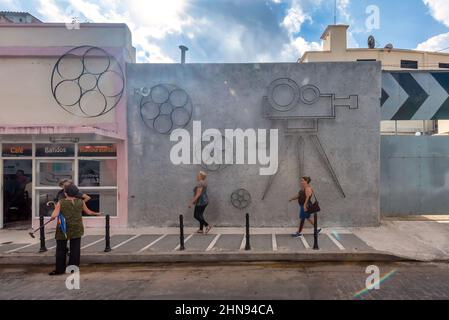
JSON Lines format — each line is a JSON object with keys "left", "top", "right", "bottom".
{"left": 199, "top": 171, "right": 207, "bottom": 180}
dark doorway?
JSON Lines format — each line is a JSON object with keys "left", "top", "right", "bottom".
{"left": 3, "top": 160, "right": 32, "bottom": 229}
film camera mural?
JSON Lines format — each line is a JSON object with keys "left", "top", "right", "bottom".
{"left": 262, "top": 78, "right": 360, "bottom": 200}
{"left": 51, "top": 46, "right": 125, "bottom": 118}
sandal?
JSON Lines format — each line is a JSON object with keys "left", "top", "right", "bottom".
{"left": 205, "top": 226, "right": 213, "bottom": 235}
{"left": 197, "top": 230, "right": 204, "bottom": 234}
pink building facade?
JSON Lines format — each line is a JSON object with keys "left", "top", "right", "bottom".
{"left": 0, "top": 23, "right": 136, "bottom": 229}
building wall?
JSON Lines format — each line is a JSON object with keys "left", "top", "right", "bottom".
{"left": 381, "top": 136, "right": 449, "bottom": 215}
{"left": 127, "top": 62, "right": 381, "bottom": 228}
{"left": 0, "top": 24, "right": 134, "bottom": 229}
{"left": 0, "top": 57, "right": 117, "bottom": 125}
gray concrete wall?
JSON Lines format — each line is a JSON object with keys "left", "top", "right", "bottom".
{"left": 381, "top": 136, "right": 449, "bottom": 216}
{"left": 126, "top": 62, "right": 381, "bottom": 228}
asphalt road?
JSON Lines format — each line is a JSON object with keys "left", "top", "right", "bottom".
{"left": 0, "top": 262, "right": 448, "bottom": 300}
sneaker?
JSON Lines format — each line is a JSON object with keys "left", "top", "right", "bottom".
{"left": 316, "top": 229, "right": 322, "bottom": 235}
{"left": 291, "top": 232, "right": 303, "bottom": 238}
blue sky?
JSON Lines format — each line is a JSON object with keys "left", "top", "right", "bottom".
{"left": 1, "top": 0, "right": 449, "bottom": 63}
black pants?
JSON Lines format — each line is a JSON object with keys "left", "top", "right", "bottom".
{"left": 194, "top": 205, "right": 209, "bottom": 231}
{"left": 55, "top": 238, "right": 81, "bottom": 274}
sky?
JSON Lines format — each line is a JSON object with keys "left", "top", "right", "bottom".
{"left": 1, "top": 0, "right": 449, "bottom": 63}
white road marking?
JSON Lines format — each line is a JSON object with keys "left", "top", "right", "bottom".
{"left": 174, "top": 234, "right": 194, "bottom": 251}
{"left": 206, "top": 234, "right": 221, "bottom": 252}
{"left": 138, "top": 234, "right": 167, "bottom": 253}
{"left": 240, "top": 234, "right": 246, "bottom": 250}
{"left": 327, "top": 233, "right": 346, "bottom": 251}
{"left": 112, "top": 235, "right": 141, "bottom": 250}
{"left": 272, "top": 234, "right": 278, "bottom": 252}
{"left": 300, "top": 235, "right": 310, "bottom": 250}
{"left": 81, "top": 238, "right": 104, "bottom": 250}
{"left": 6, "top": 243, "right": 36, "bottom": 254}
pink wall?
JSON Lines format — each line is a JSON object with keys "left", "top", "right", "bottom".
{"left": 1, "top": 43, "right": 130, "bottom": 229}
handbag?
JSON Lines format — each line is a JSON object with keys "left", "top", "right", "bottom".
{"left": 306, "top": 193, "right": 321, "bottom": 214}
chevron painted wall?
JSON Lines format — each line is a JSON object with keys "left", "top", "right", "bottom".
{"left": 381, "top": 72, "right": 449, "bottom": 120}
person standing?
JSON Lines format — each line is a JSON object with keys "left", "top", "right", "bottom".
{"left": 289, "top": 177, "right": 321, "bottom": 238}
{"left": 48, "top": 184, "right": 101, "bottom": 276}
{"left": 189, "top": 171, "right": 212, "bottom": 234}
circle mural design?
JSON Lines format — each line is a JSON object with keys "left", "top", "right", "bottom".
{"left": 267, "top": 78, "right": 301, "bottom": 112}
{"left": 139, "top": 84, "right": 193, "bottom": 135}
{"left": 51, "top": 46, "right": 125, "bottom": 118}
{"left": 231, "top": 189, "right": 252, "bottom": 210}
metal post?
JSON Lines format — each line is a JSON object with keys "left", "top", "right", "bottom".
{"left": 245, "top": 213, "right": 251, "bottom": 251}
{"left": 39, "top": 215, "right": 47, "bottom": 253}
{"left": 179, "top": 215, "right": 185, "bottom": 251}
{"left": 313, "top": 213, "right": 319, "bottom": 250}
{"left": 104, "top": 215, "right": 112, "bottom": 253}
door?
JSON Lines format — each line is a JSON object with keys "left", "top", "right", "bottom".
{"left": 2, "top": 160, "right": 33, "bottom": 229}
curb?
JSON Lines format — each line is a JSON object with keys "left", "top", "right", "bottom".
{"left": 0, "top": 251, "right": 419, "bottom": 265}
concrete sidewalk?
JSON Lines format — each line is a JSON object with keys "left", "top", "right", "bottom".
{"left": 0, "top": 218, "right": 448, "bottom": 265}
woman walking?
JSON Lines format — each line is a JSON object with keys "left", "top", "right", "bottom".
{"left": 189, "top": 171, "right": 212, "bottom": 234}
{"left": 49, "top": 184, "right": 101, "bottom": 276}
{"left": 289, "top": 177, "right": 321, "bottom": 238}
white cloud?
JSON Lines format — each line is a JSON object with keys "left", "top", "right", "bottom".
{"left": 416, "top": 0, "right": 449, "bottom": 52}
{"left": 417, "top": 32, "right": 449, "bottom": 51}
{"left": 423, "top": 0, "right": 449, "bottom": 27}
{"left": 281, "top": 1, "right": 311, "bottom": 35}
{"left": 279, "top": 0, "right": 322, "bottom": 61}
{"left": 280, "top": 36, "right": 322, "bottom": 61}
{"left": 36, "top": 0, "right": 190, "bottom": 62}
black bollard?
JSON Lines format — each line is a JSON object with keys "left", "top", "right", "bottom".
{"left": 104, "top": 215, "right": 112, "bottom": 253}
{"left": 313, "top": 213, "right": 319, "bottom": 250}
{"left": 179, "top": 215, "right": 185, "bottom": 251}
{"left": 39, "top": 215, "right": 47, "bottom": 253}
{"left": 245, "top": 213, "right": 251, "bottom": 251}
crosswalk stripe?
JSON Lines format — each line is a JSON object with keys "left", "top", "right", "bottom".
{"left": 138, "top": 234, "right": 167, "bottom": 253}
{"left": 206, "top": 234, "right": 221, "bottom": 252}
{"left": 81, "top": 238, "right": 104, "bottom": 250}
{"left": 300, "top": 235, "right": 310, "bottom": 249}
{"left": 174, "top": 234, "right": 194, "bottom": 251}
{"left": 327, "top": 233, "right": 345, "bottom": 251}
{"left": 6, "top": 243, "right": 36, "bottom": 254}
{"left": 240, "top": 235, "right": 246, "bottom": 250}
{"left": 113, "top": 235, "right": 141, "bottom": 250}
{"left": 272, "top": 234, "right": 278, "bottom": 252}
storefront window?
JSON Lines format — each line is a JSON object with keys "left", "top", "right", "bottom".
{"left": 78, "top": 159, "right": 117, "bottom": 187}
{"left": 80, "top": 189, "right": 118, "bottom": 217}
{"left": 37, "top": 161, "right": 74, "bottom": 187}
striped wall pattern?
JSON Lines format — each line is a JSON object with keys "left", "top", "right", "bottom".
{"left": 381, "top": 72, "right": 449, "bottom": 120}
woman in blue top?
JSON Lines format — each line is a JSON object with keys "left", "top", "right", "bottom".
{"left": 189, "top": 171, "right": 212, "bottom": 234}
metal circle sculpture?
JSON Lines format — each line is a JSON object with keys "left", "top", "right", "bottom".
{"left": 140, "top": 84, "right": 193, "bottom": 135}
{"left": 231, "top": 189, "right": 252, "bottom": 210}
{"left": 267, "top": 78, "right": 301, "bottom": 112}
{"left": 51, "top": 46, "right": 125, "bottom": 118}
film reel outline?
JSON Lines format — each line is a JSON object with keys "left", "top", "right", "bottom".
{"left": 51, "top": 46, "right": 125, "bottom": 118}
{"left": 139, "top": 84, "right": 193, "bottom": 135}
{"left": 231, "top": 189, "right": 252, "bottom": 210}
